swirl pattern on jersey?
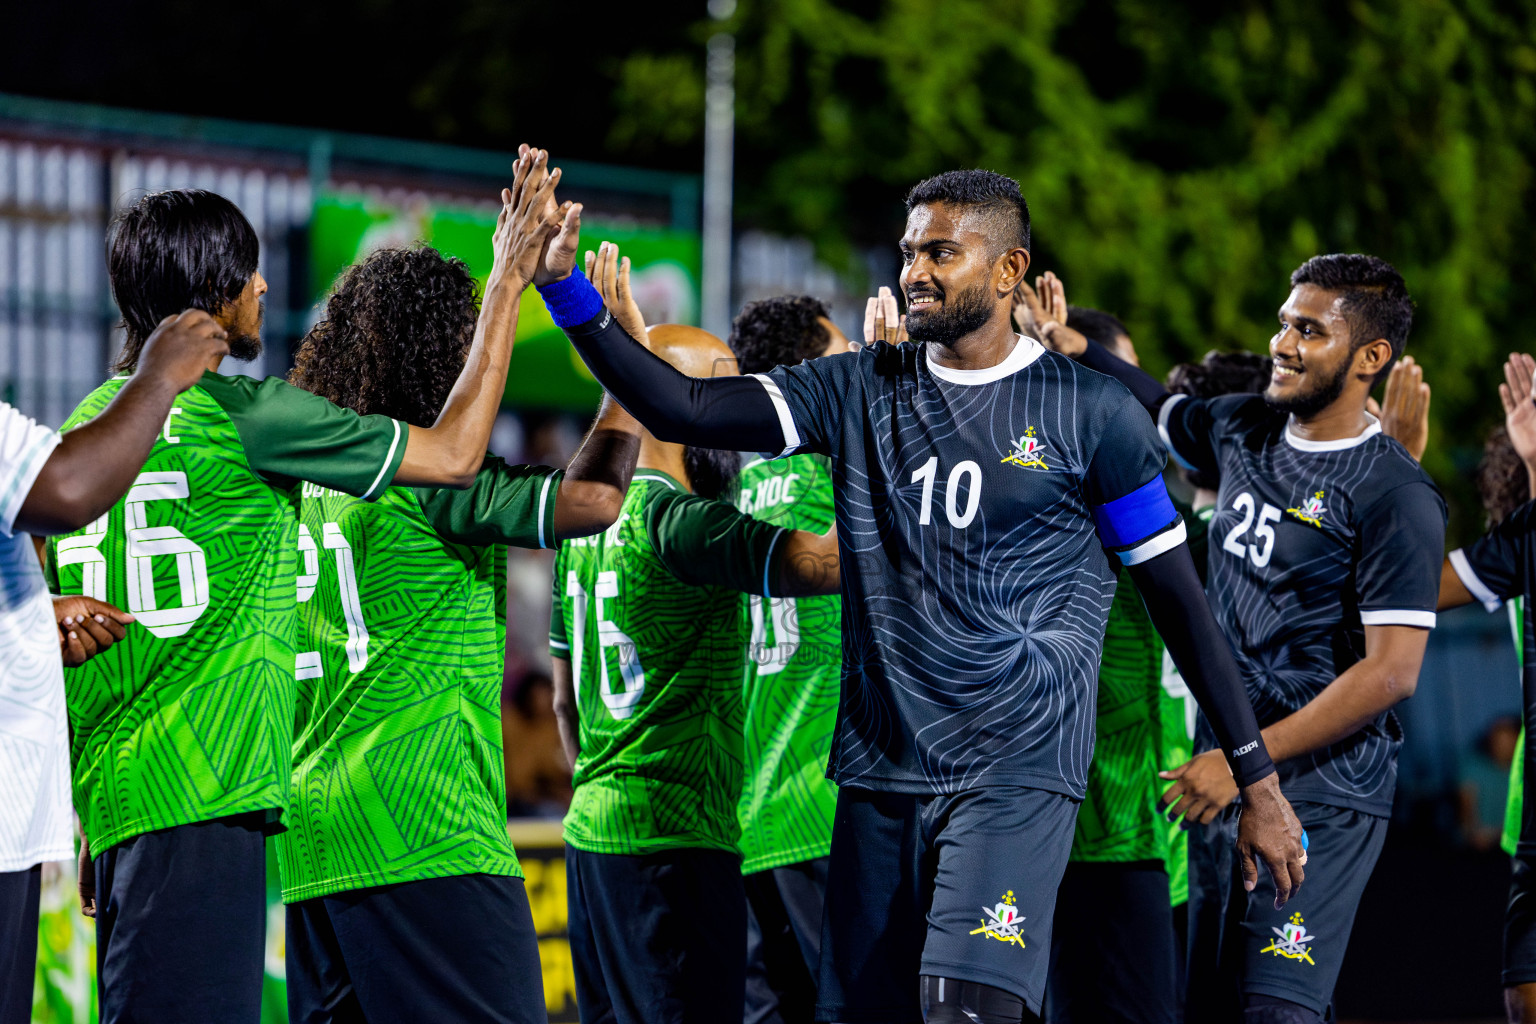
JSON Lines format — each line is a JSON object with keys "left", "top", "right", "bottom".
{"left": 762, "top": 341, "right": 1169, "bottom": 797}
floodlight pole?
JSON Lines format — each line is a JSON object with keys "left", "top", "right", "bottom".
{"left": 701, "top": 0, "right": 736, "bottom": 338}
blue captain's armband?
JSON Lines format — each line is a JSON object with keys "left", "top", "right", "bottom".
{"left": 1091, "top": 476, "right": 1186, "bottom": 566}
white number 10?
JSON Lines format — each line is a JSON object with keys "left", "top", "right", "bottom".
{"left": 911, "top": 457, "right": 982, "bottom": 529}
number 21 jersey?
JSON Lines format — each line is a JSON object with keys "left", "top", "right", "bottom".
{"left": 1159, "top": 394, "right": 1445, "bottom": 815}
{"left": 47, "top": 372, "right": 405, "bottom": 853}
{"left": 753, "top": 337, "right": 1184, "bottom": 797}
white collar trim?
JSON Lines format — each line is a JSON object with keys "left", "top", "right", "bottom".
{"left": 925, "top": 334, "right": 1044, "bottom": 386}
{"left": 1284, "top": 412, "right": 1382, "bottom": 452}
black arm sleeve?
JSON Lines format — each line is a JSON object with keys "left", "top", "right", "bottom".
{"left": 564, "top": 311, "right": 785, "bottom": 453}
{"left": 1076, "top": 337, "right": 1173, "bottom": 413}
{"left": 1126, "top": 542, "right": 1277, "bottom": 788}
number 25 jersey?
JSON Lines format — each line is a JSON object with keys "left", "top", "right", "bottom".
{"left": 1159, "top": 394, "right": 1445, "bottom": 815}
{"left": 47, "top": 372, "right": 405, "bottom": 853}
{"left": 752, "top": 337, "right": 1185, "bottom": 798}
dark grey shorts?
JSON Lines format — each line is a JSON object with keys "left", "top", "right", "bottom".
{"left": 816, "top": 785, "right": 1079, "bottom": 1022}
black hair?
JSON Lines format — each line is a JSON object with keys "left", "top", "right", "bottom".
{"left": 683, "top": 446, "right": 741, "bottom": 502}
{"left": 289, "top": 246, "right": 480, "bottom": 426}
{"left": 905, "top": 170, "right": 1031, "bottom": 256}
{"left": 1165, "top": 351, "right": 1274, "bottom": 492}
{"left": 1289, "top": 253, "right": 1414, "bottom": 382}
{"left": 728, "top": 295, "right": 832, "bottom": 376}
{"left": 1065, "top": 305, "right": 1129, "bottom": 350}
{"left": 108, "top": 189, "right": 260, "bottom": 372}
{"left": 1478, "top": 426, "right": 1527, "bottom": 527}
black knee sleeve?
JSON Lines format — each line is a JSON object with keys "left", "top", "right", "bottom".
{"left": 1243, "top": 993, "right": 1325, "bottom": 1024}
{"left": 919, "top": 975, "right": 1032, "bottom": 1024}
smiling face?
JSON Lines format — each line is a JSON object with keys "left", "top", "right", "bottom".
{"left": 899, "top": 202, "right": 1023, "bottom": 346}
{"left": 1264, "top": 283, "right": 1360, "bottom": 417}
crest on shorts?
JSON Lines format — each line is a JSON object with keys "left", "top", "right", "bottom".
{"left": 1286, "top": 490, "right": 1328, "bottom": 528}
{"left": 969, "top": 889, "right": 1026, "bottom": 948}
{"left": 1001, "top": 428, "right": 1049, "bottom": 470}
{"left": 1261, "top": 913, "right": 1317, "bottom": 965}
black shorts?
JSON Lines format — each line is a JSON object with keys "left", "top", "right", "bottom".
{"left": 0, "top": 865, "right": 42, "bottom": 1024}
{"left": 94, "top": 812, "right": 268, "bottom": 1024}
{"left": 745, "top": 856, "right": 828, "bottom": 1024}
{"left": 285, "top": 873, "right": 544, "bottom": 1024}
{"left": 1044, "top": 860, "right": 1177, "bottom": 1024}
{"left": 1505, "top": 849, "right": 1536, "bottom": 987}
{"left": 816, "top": 785, "right": 1078, "bottom": 1023}
{"left": 1185, "top": 800, "right": 1386, "bottom": 1020}
{"left": 566, "top": 845, "right": 745, "bottom": 1024}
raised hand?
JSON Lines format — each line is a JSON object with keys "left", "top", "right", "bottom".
{"left": 586, "top": 241, "right": 648, "bottom": 343}
{"left": 535, "top": 200, "right": 584, "bottom": 287}
{"left": 1501, "top": 353, "right": 1536, "bottom": 472}
{"left": 1377, "top": 355, "right": 1430, "bottom": 462}
{"left": 135, "top": 309, "right": 230, "bottom": 393}
{"left": 55, "top": 595, "right": 134, "bottom": 667}
{"left": 861, "top": 286, "right": 906, "bottom": 348}
{"left": 1015, "top": 273, "right": 1087, "bottom": 357}
{"left": 490, "top": 148, "right": 564, "bottom": 291}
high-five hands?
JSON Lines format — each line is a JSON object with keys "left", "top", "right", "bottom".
{"left": 1500, "top": 353, "right": 1536, "bottom": 466}
{"left": 490, "top": 146, "right": 565, "bottom": 291}
{"left": 1015, "top": 272, "right": 1088, "bottom": 357}
{"left": 1371, "top": 355, "right": 1430, "bottom": 462}
{"left": 586, "top": 242, "right": 649, "bottom": 344}
{"left": 860, "top": 286, "right": 906, "bottom": 349}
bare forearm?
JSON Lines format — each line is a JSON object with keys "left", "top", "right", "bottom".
{"left": 399, "top": 284, "right": 521, "bottom": 487}
{"left": 1260, "top": 655, "right": 1421, "bottom": 763}
{"left": 551, "top": 660, "right": 580, "bottom": 772}
{"left": 775, "top": 529, "right": 840, "bottom": 597}
{"left": 17, "top": 374, "right": 180, "bottom": 536}
{"left": 555, "top": 396, "right": 642, "bottom": 540}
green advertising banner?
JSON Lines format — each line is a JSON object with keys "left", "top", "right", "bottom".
{"left": 309, "top": 190, "right": 701, "bottom": 411}
{"left": 33, "top": 824, "right": 576, "bottom": 1023}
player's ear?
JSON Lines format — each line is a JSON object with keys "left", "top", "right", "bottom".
{"left": 995, "top": 247, "right": 1031, "bottom": 296}
{"left": 1354, "top": 337, "right": 1393, "bottom": 381}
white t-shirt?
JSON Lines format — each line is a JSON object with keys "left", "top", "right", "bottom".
{"left": 0, "top": 400, "right": 73, "bottom": 871}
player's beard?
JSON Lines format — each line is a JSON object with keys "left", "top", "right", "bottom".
{"left": 683, "top": 446, "right": 742, "bottom": 501}
{"left": 905, "top": 279, "right": 994, "bottom": 346}
{"left": 225, "top": 301, "right": 265, "bottom": 362}
{"left": 1263, "top": 354, "right": 1351, "bottom": 418}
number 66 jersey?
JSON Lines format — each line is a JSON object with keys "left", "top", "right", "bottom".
{"left": 752, "top": 336, "right": 1186, "bottom": 798}
{"left": 47, "top": 372, "right": 406, "bottom": 854}
{"left": 1157, "top": 393, "right": 1446, "bottom": 814}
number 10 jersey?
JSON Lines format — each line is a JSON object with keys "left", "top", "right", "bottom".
{"left": 753, "top": 337, "right": 1184, "bottom": 798}
{"left": 1159, "top": 393, "right": 1445, "bottom": 815}
{"left": 48, "top": 372, "right": 405, "bottom": 853}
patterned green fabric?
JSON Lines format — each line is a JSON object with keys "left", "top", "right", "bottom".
{"left": 1506, "top": 595, "right": 1525, "bottom": 857}
{"left": 550, "top": 471, "right": 745, "bottom": 855}
{"left": 47, "top": 372, "right": 404, "bottom": 853}
{"left": 735, "top": 454, "right": 840, "bottom": 874}
{"left": 278, "top": 460, "right": 560, "bottom": 901}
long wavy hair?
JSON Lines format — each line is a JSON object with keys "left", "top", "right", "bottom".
{"left": 290, "top": 246, "right": 479, "bottom": 424}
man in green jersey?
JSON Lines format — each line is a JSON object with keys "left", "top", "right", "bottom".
{"left": 280, "top": 235, "right": 639, "bottom": 1023}
{"left": 546, "top": 298, "right": 838, "bottom": 1024}
{"left": 728, "top": 295, "right": 850, "bottom": 1024}
{"left": 48, "top": 149, "right": 564, "bottom": 1023}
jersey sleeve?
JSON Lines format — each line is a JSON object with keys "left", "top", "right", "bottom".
{"left": 753, "top": 351, "right": 857, "bottom": 460}
{"left": 1356, "top": 479, "right": 1448, "bottom": 628}
{"left": 645, "top": 488, "right": 788, "bottom": 598}
{"left": 0, "top": 400, "right": 61, "bottom": 537}
{"left": 217, "top": 376, "right": 406, "bottom": 500}
{"left": 549, "top": 553, "right": 570, "bottom": 658}
{"left": 1155, "top": 394, "right": 1222, "bottom": 479}
{"left": 415, "top": 460, "right": 562, "bottom": 549}
{"left": 1085, "top": 389, "right": 1186, "bottom": 566}
{"left": 1450, "top": 500, "right": 1536, "bottom": 612}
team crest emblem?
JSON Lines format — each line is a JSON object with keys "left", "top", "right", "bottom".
{"left": 969, "top": 889, "right": 1026, "bottom": 948}
{"left": 1001, "top": 428, "right": 1049, "bottom": 470}
{"left": 1287, "top": 490, "right": 1327, "bottom": 527}
{"left": 1261, "top": 913, "right": 1317, "bottom": 964}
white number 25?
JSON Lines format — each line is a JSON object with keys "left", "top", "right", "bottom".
{"left": 1220, "top": 491, "right": 1280, "bottom": 569}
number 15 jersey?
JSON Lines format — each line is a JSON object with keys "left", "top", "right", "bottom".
{"left": 752, "top": 336, "right": 1185, "bottom": 798}
{"left": 1159, "top": 394, "right": 1445, "bottom": 815}
{"left": 47, "top": 372, "right": 405, "bottom": 853}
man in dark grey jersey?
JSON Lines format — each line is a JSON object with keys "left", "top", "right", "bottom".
{"left": 532, "top": 171, "right": 1306, "bottom": 1024}
{"left": 1052, "top": 254, "right": 1445, "bottom": 1024}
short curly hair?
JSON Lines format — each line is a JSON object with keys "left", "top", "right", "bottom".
{"left": 728, "top": 295, "right": 831, "bottom": 375}
{"left": 1478, "top": 426, "right": 1527, "bottom": 527}
{"left": 290, "top": 246, "right": 479, "bottom": 426}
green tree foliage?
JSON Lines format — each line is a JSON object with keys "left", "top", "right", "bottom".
{"left": 615, "top": 0, "right": 1536, "bottom": 538}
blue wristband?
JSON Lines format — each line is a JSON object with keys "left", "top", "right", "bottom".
{"left": 1301, "top": 830, "right": 1309, "bottom": 852}
{"left": 536, "top": 265, "right": 605, "bottom": 330}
